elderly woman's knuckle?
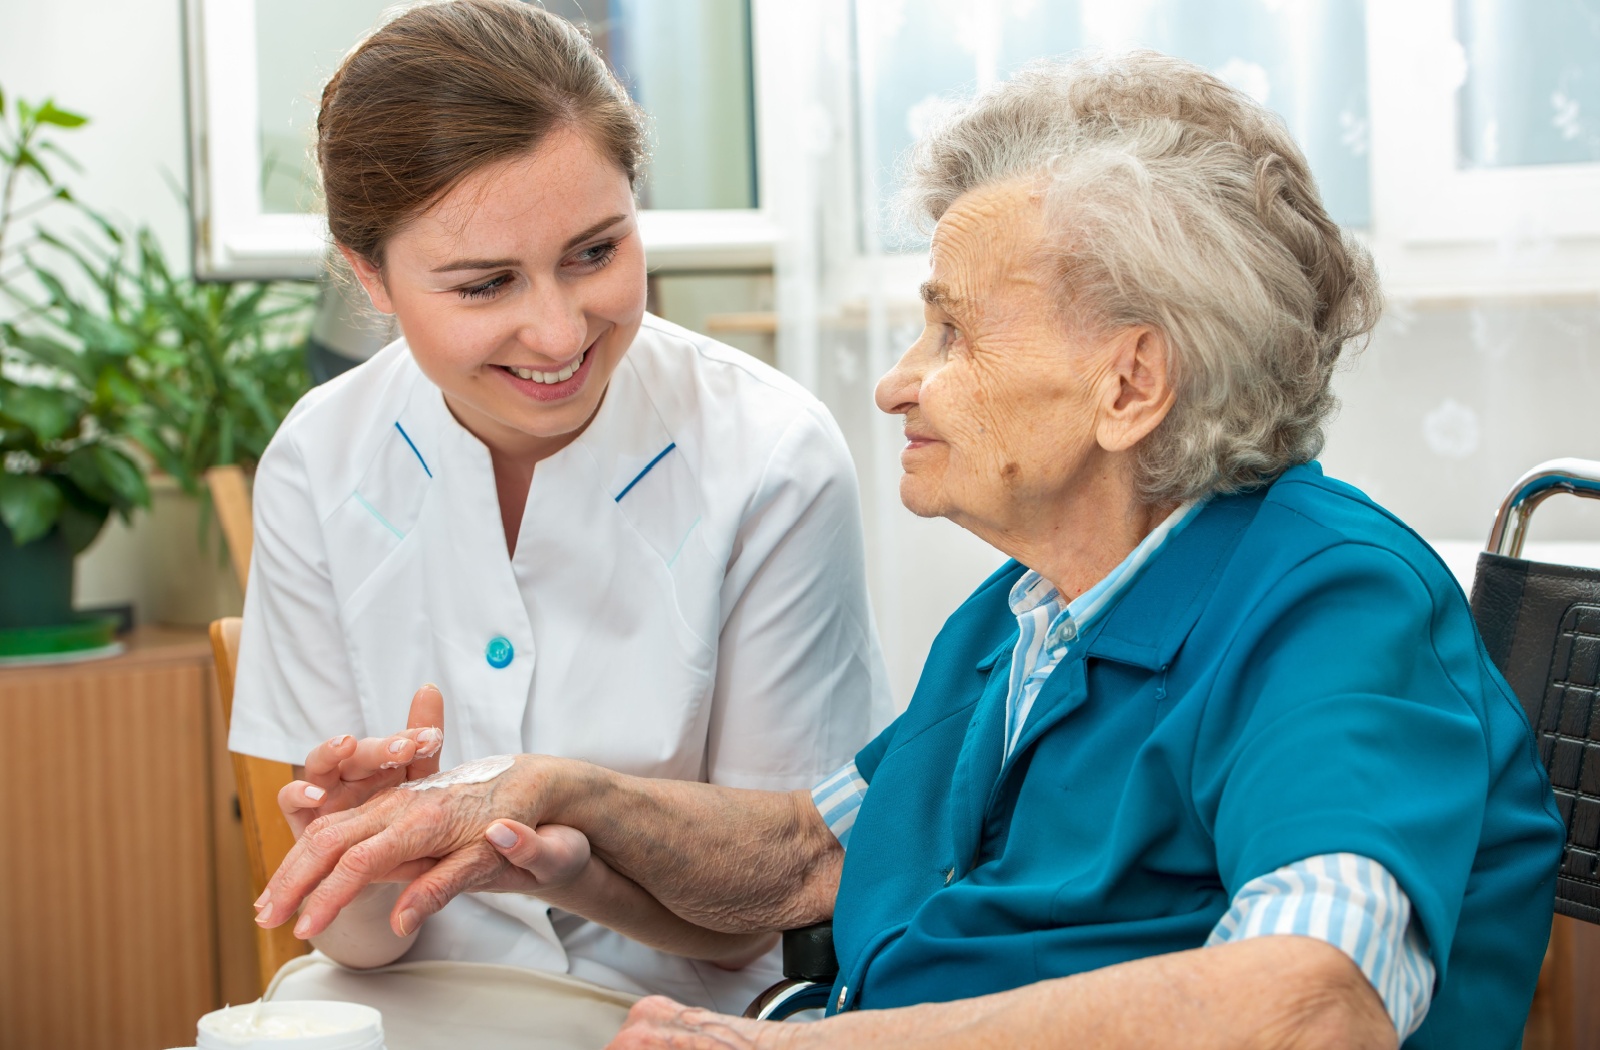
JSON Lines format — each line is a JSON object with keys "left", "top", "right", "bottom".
{"left": 342, "top": 841, "right": 382, "bottom": 875}
{"left": 305, "top": 821, "right": 346, "bottom": 851}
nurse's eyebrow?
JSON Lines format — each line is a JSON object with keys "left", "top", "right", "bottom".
{"left": 429, "top": 214, "right": 629, "bottom": 273}
{"left": 562, "top": 213, "right": 628, "bottom": 250}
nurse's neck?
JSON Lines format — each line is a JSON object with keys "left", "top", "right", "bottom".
{"left": 444, "top": 391, "right": 602, "bottom": 557}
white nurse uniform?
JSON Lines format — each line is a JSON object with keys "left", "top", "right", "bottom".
{"left": 229, "top": 314, "right": 891, "bottom": 1014}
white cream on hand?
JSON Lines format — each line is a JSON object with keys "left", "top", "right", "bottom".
{"left": 401, "top": 754, "right": 516, "bottom": 791}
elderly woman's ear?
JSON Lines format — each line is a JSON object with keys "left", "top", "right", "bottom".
{"left": 1093, "top": 326, "right": 1175, "bottom": 454}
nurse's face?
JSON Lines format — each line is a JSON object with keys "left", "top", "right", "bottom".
{"left": 344, "top": 125, "right": 646, "bottom": 460}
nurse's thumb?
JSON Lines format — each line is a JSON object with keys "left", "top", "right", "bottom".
{"left": 486, "top": 820, "right": 589, "bottom": 886}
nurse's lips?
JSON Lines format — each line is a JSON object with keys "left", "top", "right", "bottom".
{"left": 493, "top": 339, "right": 598, "bottom": 403}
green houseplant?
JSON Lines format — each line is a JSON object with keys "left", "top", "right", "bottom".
{"left": 30, "top": 224, "right": 316, "bottom": 625}
{"left": 2, "top": 81, "right": 316, "bottom": 633}
{"left": 0, "top": 86, "right": 148, "bottom": 633}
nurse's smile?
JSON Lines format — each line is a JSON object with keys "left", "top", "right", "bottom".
{"left": 491, "top": 336, "right": 600, "bottom": 403}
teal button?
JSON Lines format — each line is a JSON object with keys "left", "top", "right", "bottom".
{"left": 485, "top": 636, "right": 514, "bottom": 669}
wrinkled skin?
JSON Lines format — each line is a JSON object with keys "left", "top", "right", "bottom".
{"left": 261, "top": 754, "right": 596, "bottom": 938}
{"left": 876, "top": 179, "right": 1178, "bottom": 597}
{"left": 607, "top": 998, "right": 787, "bottom": 1050}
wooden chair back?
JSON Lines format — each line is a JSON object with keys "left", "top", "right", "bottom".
{"left": 210, "top": 618, "right": 309, "bottom": 991}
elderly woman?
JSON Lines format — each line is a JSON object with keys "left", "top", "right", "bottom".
{"left": 260, "top": 53, "right": 1561, "bottom": 1049}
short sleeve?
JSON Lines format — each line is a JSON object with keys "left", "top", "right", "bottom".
{"left": 228, "top": 431, "right": 365, "bottom": 764}
{"left": 1194, "top": 541, "right": 1490, "bottom": 978}
{"left": 702, "top": 407, "right": 891, "bottom": 790}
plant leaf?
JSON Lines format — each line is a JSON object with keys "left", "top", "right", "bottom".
{"left": 53, "top": 477, "right": 111, "bottom": 554}
{"left": 0, "top": 382, "right": 82, "bottom": 442}
{"left": 0, "top": 472, "right": 64, "bottom": 546}
{"left": 34, "top": 101, "right": 88, "bottom": 128}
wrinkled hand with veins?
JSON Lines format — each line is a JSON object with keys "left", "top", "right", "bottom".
{"left": 258, "top": 756, "right": 594, "bottom": 938}
{"left": 257, "top": 689, "right": 588, "bottom": 938}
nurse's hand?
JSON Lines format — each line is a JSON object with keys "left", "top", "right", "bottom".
{"left": 483, "top": 819, "right": 591, "bottom": 888}
{"left": 277, "top": 684, "right": 446, "bottom": 839}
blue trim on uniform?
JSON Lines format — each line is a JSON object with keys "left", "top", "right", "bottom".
{"left": 666, "top": 516, "right": 701, "bottom": 569}
{"left": 353, "top": 492, "right": 405, "bottom": 540}
{"left": 615, "top": 442, "right": 676, "bottom": 503}
{"left": 394, "top": 421, "right": 432, "bottom": 478}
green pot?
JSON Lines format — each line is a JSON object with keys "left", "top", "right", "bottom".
{"left": 0, "top": 519, "right": 76, "bottom": 630}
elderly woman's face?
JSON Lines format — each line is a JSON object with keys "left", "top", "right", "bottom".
{"left": 875, "top": 181, "right": 1148, "bottom": 538}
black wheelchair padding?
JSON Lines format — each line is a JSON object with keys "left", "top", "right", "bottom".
{"left": 1472, "top": 552, "right": 1600, "bottom": 923}
{"left": 782, "top": 921, "right": 838, "bottom": 983}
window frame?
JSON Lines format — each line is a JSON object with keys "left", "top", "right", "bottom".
{"left": 1365, "top": 0, "right": 1600, "bottom": 298}
{"left": 182, "top": 0, "right": 780, "bottom": 280}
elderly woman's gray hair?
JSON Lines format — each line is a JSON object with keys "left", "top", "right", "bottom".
{"left": 901, "top": 51, "right": 1381, "bottom": 503}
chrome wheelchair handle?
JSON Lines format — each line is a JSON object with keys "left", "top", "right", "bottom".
{"left": 744, "top": 978, "right": 834, "bottom": 1021}
{"left": 1487, "top": 458, "right": 1600, "bottom": 558}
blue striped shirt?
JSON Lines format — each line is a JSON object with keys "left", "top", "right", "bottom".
{"left": 812, "top": 500, "right": 1434, "bottom": 1036}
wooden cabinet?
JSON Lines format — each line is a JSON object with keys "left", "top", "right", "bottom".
{"left": 0, "top": 629, "right": 258, "bottom": 1050}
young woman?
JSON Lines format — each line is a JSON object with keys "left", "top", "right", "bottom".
{"left": 228, "top": 0, "right": 888, "bottom": 1017}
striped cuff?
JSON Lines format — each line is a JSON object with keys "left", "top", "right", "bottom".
{"left": 811, "top": 760, "right": 869, "bottom": 850}
{"left": 1206, "top": 853, "right": 1434, "bottom": 1039}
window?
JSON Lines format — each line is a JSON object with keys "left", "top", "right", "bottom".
{"left": 849, "top": 0, "right": 1600, "bottom": 299}
{"left": 184, "top": 0, "right": 777, "bottom": 279}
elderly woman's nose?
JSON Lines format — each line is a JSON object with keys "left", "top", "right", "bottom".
{"left": 875, "top": 346, "right": 923, "bottom": 415}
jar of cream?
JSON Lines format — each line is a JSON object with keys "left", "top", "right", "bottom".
{"left": 192, "top": 1001, "right": 385, "bottom": 1050}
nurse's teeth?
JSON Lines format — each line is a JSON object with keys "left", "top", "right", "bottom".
{"left": 506, "top": 349, "right": 585, "bottom": 384}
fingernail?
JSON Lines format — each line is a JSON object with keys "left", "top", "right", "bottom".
{"left": 388, "top": 738, "right": 407, "bottom": 754}
{"left": 421, "top": 682, "right": 440, "bottom": 692}
{"left": 329, "top": 734, "right": 350, "bottom": 748}
{"left": 254, "top": 887, "right": 271, "bottom": 909}
{"left": 417, "top": 727, "right": 442, "bottom": 747}
{"left": 396, "top": 908, "right": 419, "bottom": 936}
{"left": 486, "top": 822, "right": 518, "bottom": 849}
{"left": 304, "top": 785, "right": 326, "bottom": 802}
{"left": 256, "top": 903, "right": 274, "bottom": 925}
{"left": 294, "top": 914, "right": 313, "bottom": 938}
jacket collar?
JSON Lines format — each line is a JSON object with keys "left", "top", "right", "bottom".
{"left": 1083, "top": 487, "right": 1269, "bottom": 671}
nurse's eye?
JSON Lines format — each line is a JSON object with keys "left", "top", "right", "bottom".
{"left": 459, "top": 274, "right": 513, "bottom": 300}
{"left": 569, "top": 241, "right": 618, "bottom": 273}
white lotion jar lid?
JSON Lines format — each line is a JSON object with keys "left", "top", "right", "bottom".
{"left": 196, "top": 1001, "right": 385, "bottom": 1050}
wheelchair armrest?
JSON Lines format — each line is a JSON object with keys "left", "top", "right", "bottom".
{"left": 743, "top": 921, "right": 838, "bottom": 1020}
{"left": 781, "top": 921, "right": 837, "bottom": 983}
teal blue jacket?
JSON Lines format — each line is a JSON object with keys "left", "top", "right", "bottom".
{"left": 830, "top": 465, "right": 1562, "bottom": 1048}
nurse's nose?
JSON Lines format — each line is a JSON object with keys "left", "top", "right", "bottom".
{"left": 514, "top": 282, "right": 588, "bottom": 364}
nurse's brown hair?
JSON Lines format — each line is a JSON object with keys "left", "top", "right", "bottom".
{"left": 317, "top": 0, "right": 648, "bottom": 265}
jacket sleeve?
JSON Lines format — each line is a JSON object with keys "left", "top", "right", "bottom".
{"left": 228, "top": 430, "right": 365, "bottom": 765}
{"left": 702, "top": 405, "right": 892, "bottom": 791}
{"left": 1191, "top": 539, "right": 1494, "bottom": 979}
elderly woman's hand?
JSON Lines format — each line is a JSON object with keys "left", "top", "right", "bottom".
{"left": 606, "top": 997, "right": 791, "bottom": 1050}
{"left": 257, "top": 752, "right": 593, "bottom": 938}
{"left": 274, "top": 684, "right": 446, "bottom": 840}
